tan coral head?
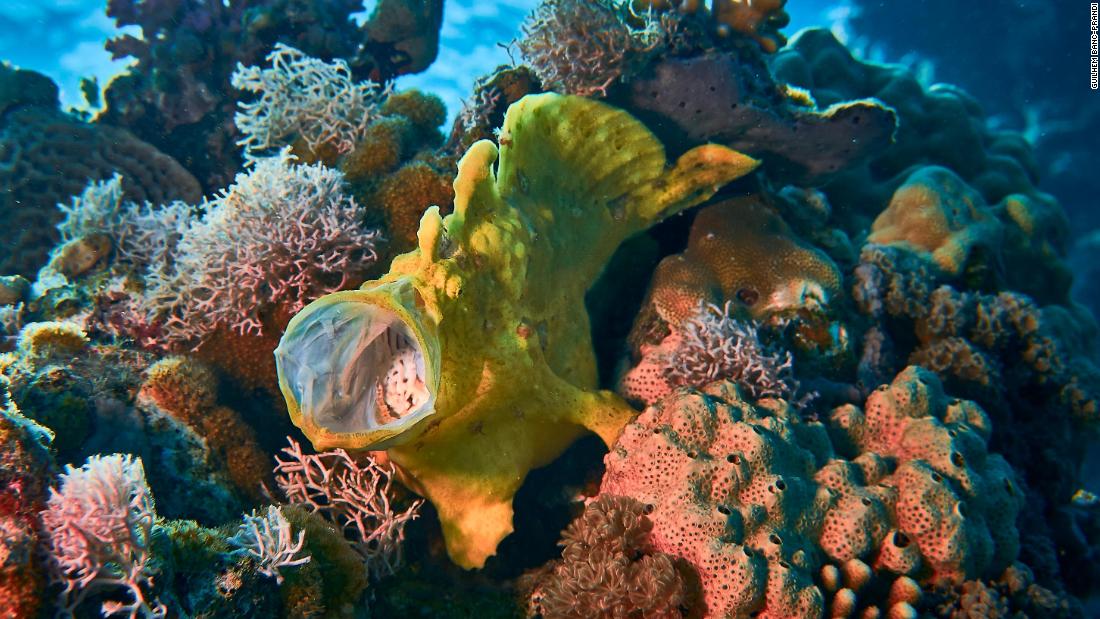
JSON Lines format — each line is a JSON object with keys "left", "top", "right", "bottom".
{"left": 274, "top": 279, "right": 440, "bottom": 451}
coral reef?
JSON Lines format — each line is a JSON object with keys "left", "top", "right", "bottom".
{"left": 41, "top": 148, "right": 383, "bottom": 392}
{"left": 633, "top": 0, "right": 791, "bottom": 53}
{"left": 602, "top": 380, "right": 831, "bottom": 618}
{"left": 868, "top": 166, "right": 1003, "bottom": 277}
{"left": 514, "top": 1, "right": 894, "bottom": 187}
{"left": 620, "top": 195, "right": 849, "bottom": 392}
{"left": 1, "top": 328, "right": 254, "bottom": 525}
{"left": 599, "top": 367, "right": 1022, "bottom": 617}
{"left": 99, "top": 0, "right": 445, "bottom": 191}
{"left": 517, "top": 0, "right": 666, "bottom": 97}
{"left": 618, "top": 53, "right": 896, "bottom": 186}
{"left": 0, "top": 65, "right": 200, "bottom": 279}
{"left": 852, "top": 243, "right": 1100, "bottom": 596}
{"left": 817, "top": 558, "right": 922, "bottom": 618}
{"left": 0, "top": 402, "right": 54, "bottom": 619}
{"left": 275, "top": 93, "right": 759, "bottom": 567}
{"left": 444, "top": 66, "right": 542, "bottom": 158}
{"left": 274, "top": 438, "right": 422, "bottom": 578}
{"left": 772, "top": 29, "right": 1048, "bottom": 231}
{"left": 40, "top": 453, "right": 165, "bottom": 618}
{"left": 824, "top": 366, "right": 1023, "bottom": 583}
{"left": 633, "top": 197, "right": 843, "bottom": 325}
{"left": 846, "top": 1, "right": 1097, "bottom": 236}
{"left": 0, "top": 276, "right": 29, "bottom": 307}
{"left": 866, "top": 166, "right": 1072, "bottom": 304}
{"left": 277, "top": 505, "right": 371, "bottom": 617}
{"left": 227, "top": 505, "right": 311, "bottom": 584}
{"left": 370, "top": 160, "right": 455, "bottom": 249}
{"left": 523, "top": 495, "right": 689, "bottom": 618}
{"left": 5, "top": 1, "right": 1099, "bottom": 616}
{"left": 619, "top": 301, "right": 807, "bottom": 409}
{"left": 138, "top": 357, "right": 271, "bottom": 501}
{"left": 927, "top": 562, "right": 1083, "bottom": 618}
{"left": 233, "top": 43, "right": 389, "bottom": 156}
{"left": 139, "top": 150, "right": 382, "bottom": 346}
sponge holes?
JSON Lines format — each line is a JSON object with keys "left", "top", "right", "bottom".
{"left": 891, "top": 531, "right": 911, "bottom": 548}
{"left": 949, "top": 451, "right": 965, "bottom": 468}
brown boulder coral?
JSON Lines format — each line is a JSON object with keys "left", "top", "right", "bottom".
{"left": 0, "top": 65, "right": 201, "bottom": 279}
{"left": 637, "top": 197, "right": 843, "bottom": 329}
{"left": 869, "top": 166, "right": 1003, "bottom": 277}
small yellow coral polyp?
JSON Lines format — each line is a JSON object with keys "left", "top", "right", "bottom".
{"left": 275, "top": 93, "right": 758, "bottom": 568}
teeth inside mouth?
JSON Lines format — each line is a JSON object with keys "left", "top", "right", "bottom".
{"left": 275, "top": 299, "right": 433, "bottom": 439}
{"left": 376, "top": 330, "right": 429, "bottom": 423}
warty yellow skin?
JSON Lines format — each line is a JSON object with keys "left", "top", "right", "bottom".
{"left": 277, "top": 93, "right": 759, "bottom": 568}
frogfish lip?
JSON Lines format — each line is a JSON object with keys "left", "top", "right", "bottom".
{"left": 274, "top": 279, "right": 440, "bottom": 451}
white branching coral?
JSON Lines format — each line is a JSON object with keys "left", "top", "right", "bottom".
{"left": 232, "top": 43, "right": 389, "bottom": 155}
{"left": 55, "top": 174, "right": 196, "bottom": 269}
{"left": 274, "top": 437, "right": 422, "bottom": 578}
{"left": 227, "top": 505, "right": 311, "bottom": 584}
{"left": 141, "top": 149, "right": 382, "bottom": 345}
{"left": 40, "top": 454, "right": 166, "bottom": 619}
{"left": 49, "top": 153, "right": 380, "bottom": 348}
{"left": 664, "top": 301, "right": 809, "bottom": 407}
{"left": 517, "top": 0, "right": 667, "bottom": 97}
{"left": 56, "top": 174, "right": 127, "bottom": 243}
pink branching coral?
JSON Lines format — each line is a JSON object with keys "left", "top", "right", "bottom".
{"left": 667, "top": 302, "right": 806, "bottom": 402}
{"left": 141, "top": 149, "right": 382, "bottom": 345}
{"left": 233, "top": 44, "right": 389, "bottom": 155}
{"left": 274, "top": 438, "right": 422, "bottom": 578}
{"left": 619, "top": 301, "right": 810, "bottom": 409}
{"left": 517, "top": 0, "right": 666, "bottom": 97}
{"left": 227, "top": 505, "right": 311, "bottom": 584}
{"left": 49, "top": 151, "right": 380, "bottom": 349}
{"left": 39, "top": 454, "right": 165, "bottom": 618}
